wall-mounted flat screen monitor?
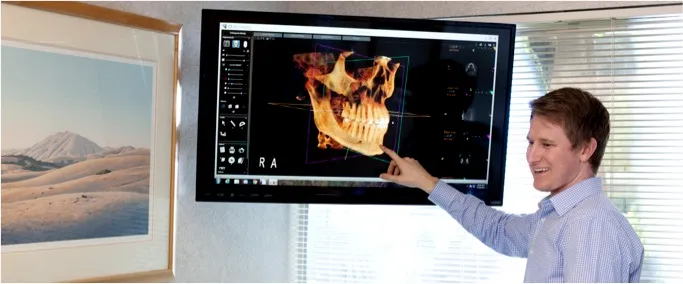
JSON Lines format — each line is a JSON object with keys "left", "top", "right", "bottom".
{"left": 196, "top": 9, "right": 515, "bottom": 205}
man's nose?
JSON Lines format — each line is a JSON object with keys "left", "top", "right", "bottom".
{"left": 527, "top": 145, "right": 541, "bottom": 163}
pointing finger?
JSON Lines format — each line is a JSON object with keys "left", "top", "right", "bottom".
{"left": 380, "top": 145, "right": 402, "bottom": 162}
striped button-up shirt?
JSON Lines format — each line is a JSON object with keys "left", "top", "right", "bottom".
{"left": 428, "top": 177, "right": 644, "bottom": 283}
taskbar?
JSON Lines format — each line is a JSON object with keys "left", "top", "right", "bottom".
{"left": 202, "top": 175, "right": 492, "bottom": 205}
{"left": 213, "top": 174, "right": 488, "bottom": 188}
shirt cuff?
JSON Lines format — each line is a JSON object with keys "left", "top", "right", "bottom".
{"left": 427, "top": 180, "right": 465, "bottom": 209}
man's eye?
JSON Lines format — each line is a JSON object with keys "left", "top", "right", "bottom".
{"left": 543, "top": 143, "right": 552, "bottom": 147}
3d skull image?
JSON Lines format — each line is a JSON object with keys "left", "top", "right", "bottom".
{"left": 294, "top": 51, "right": 400, "bottom": 156}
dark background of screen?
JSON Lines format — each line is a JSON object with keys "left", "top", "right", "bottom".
{"left": 196, "top": 9, "right": 515, "bottom": 205}
{"left": 245, "top": 36, "right": 496, "bottom": 180}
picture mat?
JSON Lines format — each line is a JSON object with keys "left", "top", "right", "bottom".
{"left": 1, "top": 3, "right": 175, "bottom": 282}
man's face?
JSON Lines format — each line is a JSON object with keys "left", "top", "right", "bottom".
{"left": 526, "top": 115, "right": 588, "bottom": 195}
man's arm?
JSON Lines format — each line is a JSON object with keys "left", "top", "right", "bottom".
{"left": 428, "top": 180, "right": 535, "bottom": 258}
{"left": 560, "top": 213, "right": 637, "bottom": 283}
{"left": 376, "top": 145, "right": 535, "bottom": 258}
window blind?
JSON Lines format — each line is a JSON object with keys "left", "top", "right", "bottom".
{"left": 291, "top": 13, "right": 683, "bottom": 283}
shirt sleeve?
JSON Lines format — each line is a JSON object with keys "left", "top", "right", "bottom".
{"left": 561, "top": 214, "right": 637, "bottom": 283}
{"left": 428, "top": 180, "right": 535, "bottom": 258}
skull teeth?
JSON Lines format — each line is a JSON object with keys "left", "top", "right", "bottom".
{"left": 341, "top": 103, "right": 389, "bottom": 128}
{"left": 338, "top": 103, "right": 390, "bottom": 147}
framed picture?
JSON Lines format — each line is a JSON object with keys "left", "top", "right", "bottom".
{"left": 1, "top": 1, "right": 180, "bottom": 282}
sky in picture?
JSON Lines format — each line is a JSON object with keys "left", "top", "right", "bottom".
{"left": 1, "top": 44, "right": 154, "bottom": 149}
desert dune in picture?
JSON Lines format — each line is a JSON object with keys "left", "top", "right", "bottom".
{"left": 1, "top": 41, "right": 154, "bottom": 247}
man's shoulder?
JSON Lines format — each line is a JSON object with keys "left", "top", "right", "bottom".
{"left": 568, "top": 194, "right": 629, "bottom": 223}
{"left": 564, "top": 193, "right": 643, "bottom": 247}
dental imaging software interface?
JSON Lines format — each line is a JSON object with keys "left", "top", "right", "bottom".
{"left": 214, "top": 22, "right": 499, "bottom": 190}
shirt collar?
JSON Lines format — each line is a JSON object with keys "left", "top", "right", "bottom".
{"left": 544, "top": 177, "right": 603, "bottom": 216}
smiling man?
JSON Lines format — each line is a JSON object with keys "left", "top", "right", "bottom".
{"left": 379, "top": 87, "right": 644, "bottom": 283}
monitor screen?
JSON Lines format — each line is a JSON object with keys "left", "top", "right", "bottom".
{"left": 196, "top": 10, "right": 515, "bottom": 205}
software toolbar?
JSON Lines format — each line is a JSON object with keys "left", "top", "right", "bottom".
{"left": 217, "top": 31, "right": 252, "bottom": 175}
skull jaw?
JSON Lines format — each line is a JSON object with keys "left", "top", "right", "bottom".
{"left": 317, "top": 132, "right": 345, "bottom": 150}
{"left": 311, "top": 94, "right": 389, "bottom": 156}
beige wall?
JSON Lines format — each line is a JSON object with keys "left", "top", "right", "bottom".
{"left": 287, "top": 1, "right": 680, "bottom": 19}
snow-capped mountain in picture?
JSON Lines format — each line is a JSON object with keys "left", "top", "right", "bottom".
{"left": 17, "top": 131, "right": 105, "bottom": 161}
{"left": 7, "top": 131, "right": 140, "bottom": 165}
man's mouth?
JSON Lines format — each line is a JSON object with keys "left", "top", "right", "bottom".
{"left": 533, "top": 168, "right": 550, "bottom": 174}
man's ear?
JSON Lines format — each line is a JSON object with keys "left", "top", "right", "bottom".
{"left": 580, "top": 138, "right": 598, "bottom": 162}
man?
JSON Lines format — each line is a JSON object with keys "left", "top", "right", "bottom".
{"left": 379, "top": 87, "right": 644, "bottom": 283}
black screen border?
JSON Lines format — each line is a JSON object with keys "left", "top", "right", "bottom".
{"left": 196, "top": 9, "right": 516, "bottom": 206}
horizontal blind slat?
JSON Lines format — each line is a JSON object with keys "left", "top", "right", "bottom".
{"left": 513, "top": 59, "right": 681, "bottom": 68}
{"left": 515, "top": 17, "right": 683, "bottom": 33}
{"left": 516, "top": 32, "right": 683, "bottom": 43}
{"left": 513, "top": 65, "right": 683, "bottom": 76}
{"left": 514, "top": 39, "right": 683, "bottom": 51}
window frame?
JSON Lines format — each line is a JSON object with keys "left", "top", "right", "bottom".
{"left": 438, "top": 4, "right": 682, "bottom": 23}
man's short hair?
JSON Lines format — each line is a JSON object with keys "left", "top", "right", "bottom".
{"left": 529, "top": 87, "right": 610, "bottom": 174}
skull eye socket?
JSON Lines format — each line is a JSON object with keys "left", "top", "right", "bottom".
{"left": 373, "top": 76, "right": 385, "bottom": 86}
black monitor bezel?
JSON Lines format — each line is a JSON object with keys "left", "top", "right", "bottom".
{"left": 196, "top": 9, "right": 515, "bottom": 206}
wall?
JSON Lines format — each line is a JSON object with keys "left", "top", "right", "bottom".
{"left": 88, "top": 1, "right": 292, "bottom": 283}
{"left": 286, "top": 1, "right": 681, "bottom": 18}
{"left": 88, "top": 1, "right": 676, "bottom": 283}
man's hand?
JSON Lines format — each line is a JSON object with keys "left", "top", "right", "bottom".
{"left": 378, "top": 145, "right": 439, "bottom": 194}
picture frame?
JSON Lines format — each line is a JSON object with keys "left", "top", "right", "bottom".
{"left": 1, "top": 1, "right": 180, "bottom": 282}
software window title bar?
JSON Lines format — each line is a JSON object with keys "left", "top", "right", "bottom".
{"left": 220, "top": 22, "right": 499, "bottom": 42}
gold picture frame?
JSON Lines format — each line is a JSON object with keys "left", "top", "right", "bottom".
{"left": 1, "top": 1, "right": 180, "bottom": 282}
